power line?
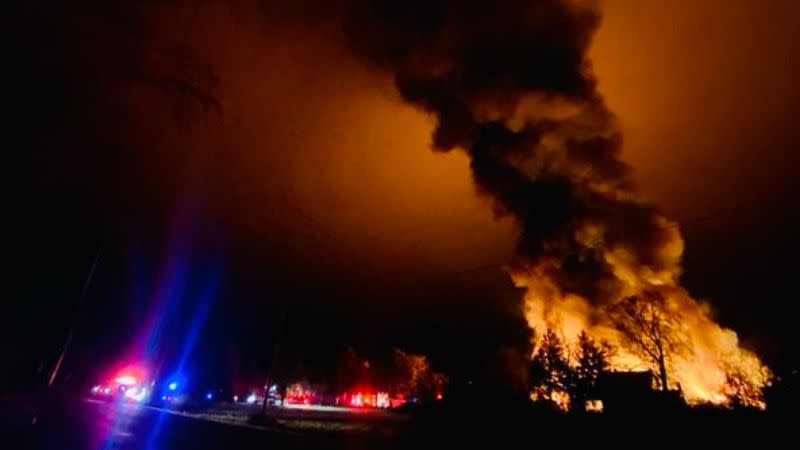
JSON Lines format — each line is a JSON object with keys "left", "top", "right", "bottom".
{"left": 48, "top": 243, "right": 103, "bottom": 388}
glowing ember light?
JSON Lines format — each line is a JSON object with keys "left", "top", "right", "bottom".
{"left": 113, "top": 375, "right": 137, "bottom": 386}
{"left": 550, "top": 391, "right": 571, "bottom": 412}
{"left": 585, "top": 400, "right": 603, "bottom": 413}
{"left": 435, "top": 392, "right": 443, "bottom": 401}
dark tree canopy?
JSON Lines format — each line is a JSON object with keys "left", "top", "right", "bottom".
{"left": 529, "top": 329, "right": 611, "bottom": 411}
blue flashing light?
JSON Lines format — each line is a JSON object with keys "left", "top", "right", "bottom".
{"left": 206, "top": 392, "right": 213, "bottom": 400}
{"left": 168, "top": 381, "right": 178, "bottom": 391}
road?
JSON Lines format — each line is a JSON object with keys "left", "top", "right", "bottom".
{"left": 4, "top": 394, "right": 792, "bottom": 449}
{"left": 2, "top": 396, "right": 395, "bottom": 450}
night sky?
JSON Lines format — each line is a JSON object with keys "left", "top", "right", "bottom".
{"left": 5, "top": 0, "right": 800, "bottom": 391}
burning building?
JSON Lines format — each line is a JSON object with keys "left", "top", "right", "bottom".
{"left": 592, "top": 371, "right": 681, "bottom": 414}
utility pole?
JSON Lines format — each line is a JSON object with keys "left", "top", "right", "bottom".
{"left": 261, "top": 306, "right": 287, "bottom": 416}
{"left": 48, "top": 245, "right": 103, "bottom": 388}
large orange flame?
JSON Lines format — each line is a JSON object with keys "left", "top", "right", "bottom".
{"left": 513, "top": 217, "right": 770, "bottom": 408}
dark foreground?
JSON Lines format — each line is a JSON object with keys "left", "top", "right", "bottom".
{"left": 2, "top": 396, "right": 397, "bottom": 450}
{"left": 2, "top": 394, "right": 794, "bottom": 450}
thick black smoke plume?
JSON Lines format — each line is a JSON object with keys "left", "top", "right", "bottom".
{"left": 338, "top": 1, "right": 769, "bottom": 406}
{"left": 341, "top": 0, "right": 677, "bottom": 306}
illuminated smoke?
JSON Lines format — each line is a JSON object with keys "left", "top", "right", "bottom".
{"left": 342, "top": 0, "right": 770, "bottom": 406}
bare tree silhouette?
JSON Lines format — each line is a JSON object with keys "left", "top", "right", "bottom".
{"left": 608, "top": 290, "right": 690, "bottom": 392}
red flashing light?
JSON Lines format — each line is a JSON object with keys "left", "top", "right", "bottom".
{"left": 114, "top": 375, "right": 138, "bottom": 386}
{"left": 341, "top": 390, "right": 393, "bottom": 408}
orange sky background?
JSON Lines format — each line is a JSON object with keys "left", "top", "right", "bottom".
{"left": 592, "top": 0, "right": 800, "bottom": 223}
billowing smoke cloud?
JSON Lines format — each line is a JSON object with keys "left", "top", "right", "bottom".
{"left": 335, "top": 0, "right": 769, "bottom": 404}
{"left": 342, "top": 0, "right": 653, "bottom": 291}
